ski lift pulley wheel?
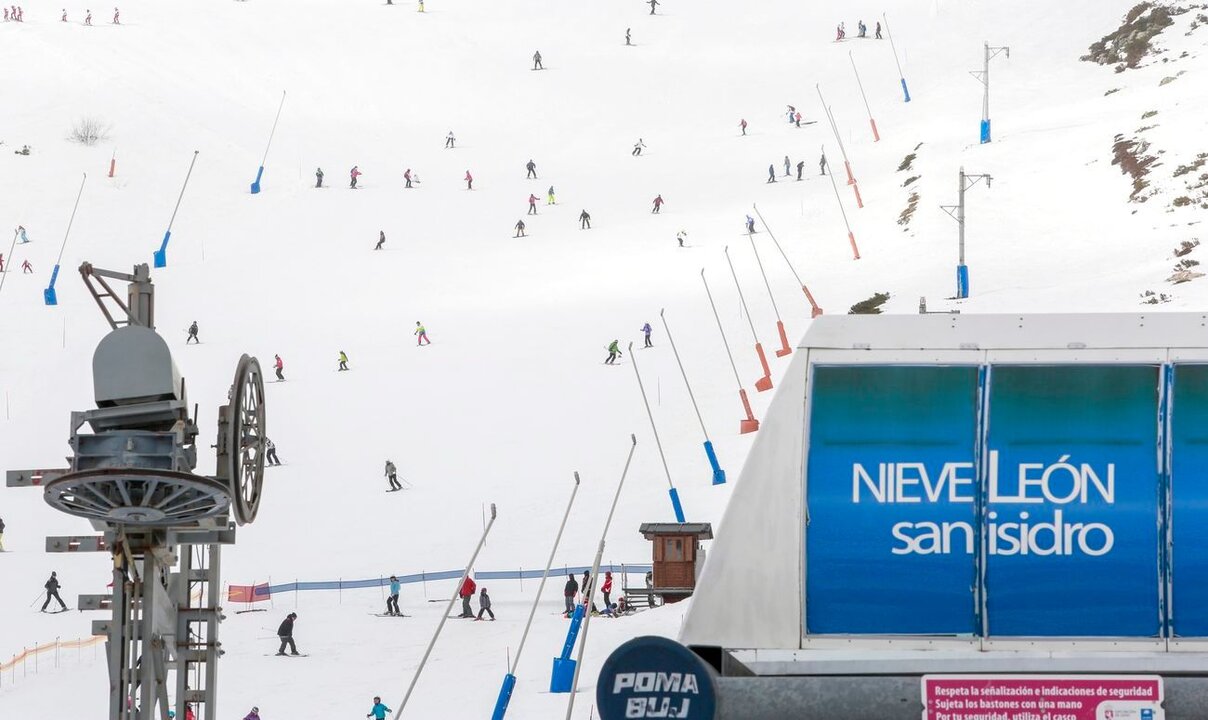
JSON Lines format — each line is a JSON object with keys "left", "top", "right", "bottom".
{"left": 226, "top": 354, "right": 266, "bottom": 525}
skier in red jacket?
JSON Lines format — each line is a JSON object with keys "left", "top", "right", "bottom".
{"left": 527, "top": 194, "right": 538, "bottom": 214}
{"left": 651, "top": 194, "right": 664, "bottom": 214}
{"left": 464, "top": 170, "right": 473, "bottom": 190}
{"left": 458, "top": 576, "right": 477, "bottom": 618}
{"left": 349, "top": 166, "right": 362, "bottom": 189}
{"left": 601, "top": 571, "right": 614, "bottom": 610}
{"left": 273, "top": 354, "right": 285, "bottom": 381}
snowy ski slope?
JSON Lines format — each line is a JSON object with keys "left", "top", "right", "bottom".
{"left": 2, "top": 0, "right": 1207, "bottom": 716}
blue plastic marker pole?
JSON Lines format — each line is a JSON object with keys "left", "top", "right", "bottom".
{"left": 883, "top": 14, "right": 911, "bottom": 102}
{"left": 550, "top": 604, "right": 586, "bottom": 693}
{"left": 43, "top": 264, "right": 61, "bottom": 306}
{"left": 563, "top": 435, "right": 639, "bottom": 720}
{"left": 957, "top": 264, "right": 970, "bottom": 299}
{"left": 250, "top": 91, "right": 286, "bottom": 195}
{"left": 154, "top": 150, "right": 200, "bottom": 268}
{"left": 660, "top": 308, "right": 726, "bottom": 485}
{"left": 45, "top": 173, "right": 87, "bottom": 306}
{"left": 629, "top": 342, "right": 688, "bottom": 521}
{"left": 492, "top": 473, "right": 580, "bottom": 717}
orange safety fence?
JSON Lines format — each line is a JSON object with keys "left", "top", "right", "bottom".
{"left": 1, "top": 587, "right": 204, "bottom": 690}
{"left": 0, "top": 634, "right": 105, "bottom": 688}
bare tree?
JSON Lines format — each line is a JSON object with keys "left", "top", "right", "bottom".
{"left": 68, "top": 117, "right": 111, "bottom": 146}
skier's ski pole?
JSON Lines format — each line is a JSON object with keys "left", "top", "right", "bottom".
{"left": 394, "top": 503, "right": 497, "bottom": 719}
{"left": 492, "top": 474, "right": 580, "bottom": 720}
{"left": 565, "top": 435, "right": 638, "bottom": 720}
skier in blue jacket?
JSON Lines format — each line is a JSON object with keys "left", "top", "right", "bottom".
{"left": 367, "top": 697, "right": 392, "bottom": 720}
{"left": 387, "top": 576, "right": 401, "bottom": 616}
{"left": 641, "top": 323, "right": 653, "bottom": 348}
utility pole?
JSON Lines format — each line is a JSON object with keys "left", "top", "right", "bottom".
{"left": 970, "top": 41, "right": 1009, "bottom": 143}
{"left": 941, "top": 167, "right": 992, "bottom": 299}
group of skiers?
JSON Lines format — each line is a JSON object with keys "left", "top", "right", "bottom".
{"left": 457, "top": 576, "right": 494, "bottom": 620}
{"left": 768, "top": 152, "right": 827, "bottom": 182}
{"left": 49, "top": 7, "right": 119, "bottom": 24}
{"left": 0, "top": 253, "right": 33, "bottom": 273}
{"left": 383, "top": 0, "right": 424, "bottom": 10}
{"left": 184, "top": 323, "right": 284, "bottom": 465}
{"left": 3, "top": 225, "right": 34, "bottom": 275}
{"left": 251, "top": 322, "right": 428, "bottom": 383}
{"left": 604, "top": 322, "right": 653, "bottom": 363}
{"left": 2, "top": 5, "right": 22, "bottom": 20}
{"left": 835, "top": 19, "right": 881, "bottom": 41}
{"left": 563, "top": 570, "right": 628, "bottom": 617}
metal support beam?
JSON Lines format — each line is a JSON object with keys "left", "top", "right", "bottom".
{"left": 940, "top": 167, "right": 992, "bottom": 299}
{"left": 969, "top": 41, "right": 1010, "bottom": 143}
{"left": 47, "top": 535, "right": 110, "bottom": 552}
{"left": 7, "top": 468, "right": 67, "bottom": 487}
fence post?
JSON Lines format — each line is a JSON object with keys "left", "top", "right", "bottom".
{"left": 422, "top": 571, "right": 427, "bottom": 599}
{"left": 55, "top": 637, "right": 60, "bottom": 668}
{"left": 519, "top": 567, "right": 523, "bottom": 593}
{"left": 339, "top": 578, "right": 343, "bottom": 605}
{"left": 295, "top": 579, "right": 299, "bottom": 608}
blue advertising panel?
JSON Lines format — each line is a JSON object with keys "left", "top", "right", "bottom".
{"left": 1170, "top": 364, "right": 1208, "bottom": 636}
{"left": 983, "top": 365, "right": 1162, "bottom": 637}
{"left": 806, "top": 365, "right": 980, "bottom": 635}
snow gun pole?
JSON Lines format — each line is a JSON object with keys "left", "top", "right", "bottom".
{"left": 824, "top": 148, "right": 861, "bottom": 260}
{"left": 816, "top": 86, "right": 855, "bottom": 186}
{"left": 108, "top": 147, "right": 116, "bottom": 178}
{"left": 250, "top": 90, "right": 286, "bottom": 195}
{"left": 746, "top": 232, "right": 792, "bottom": 358}
{"left": 752, "top": 204, "right": 823, "bottom": 318}
{"left": 630, "top": 342, "right": 687, "bottom": 521}
{"left": 45, "top": 173, "right": 87, "bottom": 306}
{"left": 849, "top": 51, "right": 880, "bottom": 142}
{"left": 394, "top": 503, "right": 497, "bottom": 719}
{"left": 702, "top": 269, "right": 759, "bottom": 434}
{"left": 660, "top": 308, "right": 725, "bottom": 485}
{"left": 724, "top": 247, "right": 773, "bottom": 392}
{"left": 491, "top": 475, "right": 580, "bottom": 720}
{"left": 0, "top": 228, "right": 17, "bottom": 299}
{"left": 154, "top": 150, "right": 199, "bottom": 268}
{"left": 565, "top": 435, "right": 639, "bottom": 720}
{"left": 884, "top": 13, "right": 911, "bottom": 102}
{"left": 817, "top": 91, "right": 864, "bottom": 209}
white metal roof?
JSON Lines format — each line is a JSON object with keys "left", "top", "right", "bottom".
{"left": 800, "top": 312, "right": 1208, "bottom": 351}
